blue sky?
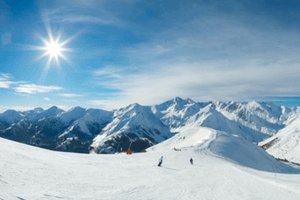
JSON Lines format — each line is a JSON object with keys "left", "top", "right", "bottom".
{"left": 1, "top": 0, "right": 300, "bottom": 111}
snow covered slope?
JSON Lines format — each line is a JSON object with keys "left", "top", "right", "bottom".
{"left": 151, "top": 126, "right": 297, "bottom": 172}
{"left": 1, "top": 133, "right": 300, "bottom": 199}
{"left": 260, "top": 116, "right": 300, "bottom": 165}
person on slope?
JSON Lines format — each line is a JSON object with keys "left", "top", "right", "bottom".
{"left": 158, "top": 156, "right": 163, "bottom": 167}
{"left": 190, "top": 158, "right": 193, "bottom": 165}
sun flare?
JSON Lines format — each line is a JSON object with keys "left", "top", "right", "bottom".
{"left": 41, "top": 35, "right": 69, "bottom": 64}
{"left": 35, "top": 32, "right": 71, "bottom": 67}
{"left": 44, "top": 39, "right": 63, "bottom": 59}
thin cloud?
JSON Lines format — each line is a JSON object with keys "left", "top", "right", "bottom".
{"left": 92, "top": 60, "right": 300, "bottom": 107}
{"left": 93, "top": 67, "right": 123, "bottom": 79}
{"left": 14, "top": 84, "right": 63, "bottom": 94}
{"left": 40, "top": 1, "right": 120, "bottom": 27}
{"left": 58, "top": 93, "right": 82, "bottom": 98}
{"left": 0, "top": 73, "right": 12, "bottom": 88}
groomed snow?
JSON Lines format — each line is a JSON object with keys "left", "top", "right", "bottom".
{"left": 1, "top": 128, "right": 300, "bottom": 200}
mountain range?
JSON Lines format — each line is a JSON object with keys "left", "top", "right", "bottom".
{"left": 0, "top": 97, "right": 299, "bottom": 164}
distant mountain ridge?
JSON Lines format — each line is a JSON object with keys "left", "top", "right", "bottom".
{"left": 0, "top": 97, "right": 299, "bottom": 164}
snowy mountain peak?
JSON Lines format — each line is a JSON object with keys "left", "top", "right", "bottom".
{"left": 91, "top": 103, "right": 173, "bottom": 153}
{"left": 59, "top": 106, "right": 86, "bottom": 123}
{"left": 173, "top": 96, "right": 194, "bottom": 104}
{"left": 30, "top": 107, "right": 44, "bottom": 113}
{"left": 45, "top": 106, "right": 64, "bottom": 116}
{"left": 0, "top": 109, "right": 24, "bottom": 123}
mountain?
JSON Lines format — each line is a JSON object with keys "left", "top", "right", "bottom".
{"left": 0, "top": 97, "right": 298, "bottom": 158}
{"left": 0, "top": 106, "right": 113, "bottom": 153}
{"left": 91, "top": 103, "right": 173, "bottom": 153}
{"left": 259, "top": 115, "right": 300, "bottom": 165}
{"left": 153, "top": 98, "right": 290, "bottom": 142}
{"left": 152, "top": 97, "right": 208, "bottom": 128}
{"left": 0, "top": 109, "right": 24, "bottom": 123}
{"left": 58, "top": 108, "right": 113, "bottom": 152}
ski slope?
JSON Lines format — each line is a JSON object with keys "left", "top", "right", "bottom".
{"left": 1, "top": 130, "right": 300, "bottom": 200}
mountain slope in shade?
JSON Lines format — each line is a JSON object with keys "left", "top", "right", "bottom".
{"left": 91, "top": 103, "right": 173, "bottom": 153}
{"left": 0, "top": 110, "right": 24, "bottom": 123}
{"left": 0, "top": 106, "right": 113, "bottom": 153}
{"left": 57, "top": 109, "right": 113, "bottom": 152}
{"left": 260, "top": 116, "right": 300, "bottom": 165}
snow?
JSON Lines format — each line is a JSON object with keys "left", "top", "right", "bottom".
{"left": 35, "top": 106, "right": 64, "bottom": 120}
{"left": 91, "top": 103, "right": 173, "bottom": 152}
{"left": 1, "top": 127, "right": 300, "bottom": 199}
{"left": 153, "top": 99, "right": 289, "bottom": 144}
{"left": 260, "top": 117, "right": 300, "bottom": 164}
{"left": 151, "top": 125, "right": 297, "bottom": 173}
{"left": 59, "top": 106, "right": 86, "bottom": 124}
{"left": 152, "top": 97, "right": 208, "bottom": 128}
{"left": 60, "top": 108, "right": 113, "bottom": 137}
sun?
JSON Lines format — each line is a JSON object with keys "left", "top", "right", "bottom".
{"left": 40, "top": 35, "right": 69, "bottom": 64}
{"left": 44, "top": 38, "right": 64, "bottom": 60}
{"left": 31, "top": 31, "right": 72, "bottom": 80}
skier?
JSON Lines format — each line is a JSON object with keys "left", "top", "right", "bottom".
{"left": 190, "top": 158, "right": 193, "bottom": 165}
{"left": 158, "top": 156, "right": 163, "bottom": 167}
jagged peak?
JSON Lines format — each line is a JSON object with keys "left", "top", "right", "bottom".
{"left": 172, "top": 96, "right": 195, "bottom": 104}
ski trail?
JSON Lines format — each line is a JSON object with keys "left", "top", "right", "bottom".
{"left": 234, "top": 165, "right": 300, "bottom": 194}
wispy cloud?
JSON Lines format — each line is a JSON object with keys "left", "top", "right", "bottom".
{"left": 90, "top": 58, "right": 300, "bottom": 108}
{"left": 87, "top": 1, "right": 300, "bottom": 108}
{"left": 58, "top": 93, "right": 82, "bottom": 98}
{"left": 93, "top": 66, "right": 124, "bottom": 79}
{"left": 14, "top": 84, "right": 62, "bottom": 94}
{"left": 0, "top": 73, "right": 12, "bottom": 88}
{"left": 40, "top": 1, "right": 120, "bottom": 27}
{"left": 0, "top": 72, "right": 66, "bottom": 96}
